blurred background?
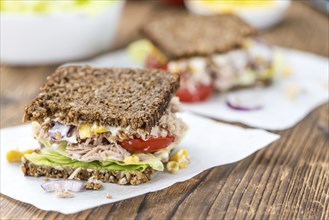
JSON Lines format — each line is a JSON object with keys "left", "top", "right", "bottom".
{"left": 1, "top": 0, "right": 328, "bottom": 65}
{"left": 0, "top": 0, "right": 328, "bottom": 127}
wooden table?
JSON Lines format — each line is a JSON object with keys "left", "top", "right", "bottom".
{"left": 1, "top": 1, "right": 328, "bottom": 219}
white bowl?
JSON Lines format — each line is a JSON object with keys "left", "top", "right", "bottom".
{"left": 0, "top": 1, "right": 125, "bottom": 65}
{"left": 185, "top": 0, "right": 291, "bottom": 30}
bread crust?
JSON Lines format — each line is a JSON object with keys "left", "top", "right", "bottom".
{"left": 24, "top": 66, "right": 180, "bottom": 130}
{"left": 142, "top": 14, "right": 256, "bottom": 60}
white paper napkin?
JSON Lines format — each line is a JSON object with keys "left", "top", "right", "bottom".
{"left": 183, "top": 49, "right": 329, "bottom": 130}
{"left": 1, "top": 113, "right": 279, "bottom": 214}
{"left": 70, "top": 48, "right": 329, "bottom": 130}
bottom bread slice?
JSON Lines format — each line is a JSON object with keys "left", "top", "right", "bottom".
{"left": 22, "top": 160, "right": 154, "bottom": 185}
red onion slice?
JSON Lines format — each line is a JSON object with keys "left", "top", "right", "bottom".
{"left": 48, "top": 122, "right": 71, "bottom": 139}
{"left": 41, "top": 180, "right": 84, "bottom": 192}
{"left": 226, "top": 94, "right": 264, "bottom": 111}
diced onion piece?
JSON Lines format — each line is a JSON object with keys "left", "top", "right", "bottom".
{"left": 41, "top": 180, "right": 84, "bottom": 192}
{"left": 226, "top": 94, "right": 263, "bottom": 111}
{"left": 48, "top": 123, "right": 71, "bottom": 139}
{"left": 153, "top": 150, "right": 170, "bottom": 163}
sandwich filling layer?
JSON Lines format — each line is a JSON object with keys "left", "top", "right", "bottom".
{"left": 143, "top": 38, "right": 274, "bottom": 93}
{"left": 25, "top": 97, "right": 187, "bottom": 172}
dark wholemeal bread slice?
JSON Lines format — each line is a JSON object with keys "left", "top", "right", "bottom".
{"left": 24, "top": 66, "right": 180, "bottom": 130}
{"left": 142, "top": 14, "right": 257, "bottom": 60}
{"left": 22, "top": 160, "right": 154, "bottom": 185}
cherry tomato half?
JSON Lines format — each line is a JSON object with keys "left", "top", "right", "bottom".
{"left": 120, "top": 136, "right": 175, "bottom": 153}
{"left": 176, "top": 83, "right": 214, "bottom": 103}
{"left": 145, "top": 55, "right": 167, "bottom": 70}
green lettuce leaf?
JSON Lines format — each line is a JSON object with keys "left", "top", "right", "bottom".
{"left": 25, "top": 143, "right": 164, "bottom": 172}
{"left": 25, "top": 150, "right": 150, "bottom": 172}
{"left": 99, "top": 157, "right": 164, "bottom": 171}
{"left": 127, "top": 39, "right": 154, "bottom": 63}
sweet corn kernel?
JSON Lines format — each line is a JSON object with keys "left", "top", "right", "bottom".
{"left": 188, "top": 66, "right": 197, "bottom": 74}
{"left": 283, "top": 67, "right": 292, "bottom": 77}
{"left": 178, "top": 156, "right": 190, "bottom": 169}
{"left": 255, "top": 56, "right": 266, "bottom": 63}
{"left": 79, "top": 124, "right": 92, "bottom": 139}
{"left": 169, "top": 149, "right": 190, "bottom": 170}
{"left": 170, "top": 149, "right": 189, "bottom": 162}
{"left": 6, "top": 150, "right": 22, "bottom": 163}
{"left": 92, "top": 125, "right": 107, "bottom": 134}
{"left": 179, "top": 161, "right": 188, "bottom": 169}
{"left": 23, "top": 149, "right": 35, "bottom": 155}
{"left": 179, "top": 156, "right": 190, "bottom": 169}
{"left": 324, "top": 80, "right": 329, "bottom": 88}
{"left": 286, "top": 84, "right": 299, "bottom": 100}
{"left": 242, "top": 39, "right": 252, "bottom": 49}
{"left": 6, "top": 149, "right": 34, "bottom": 163}
{"left": 167, "top": 161, "right": 179, "bottom": 174}
{"left": 124, "top": 155, "right": 140, "bottom": 164}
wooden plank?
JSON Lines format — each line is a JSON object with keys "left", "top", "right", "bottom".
{"left": 0, "top": 1, "right": 328, "bottom": 219}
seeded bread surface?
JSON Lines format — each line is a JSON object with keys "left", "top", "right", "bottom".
{"left": 24, "top": 66, "right": 180, "bottom": 130}
{"left": 142, "top": 14, "right": 257, "bottom": 60}
{"left": 22, "top": 160, "right": 154, "bottom": 185}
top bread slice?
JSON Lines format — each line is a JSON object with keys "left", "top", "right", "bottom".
{"left": 24, "top": 66, "right": 180, "bottom": 130}
{"left": 142, "top": 14, "right": 257, "bottom": 60}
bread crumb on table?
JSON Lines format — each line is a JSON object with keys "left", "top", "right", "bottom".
{"left": 56, "top": 189, "right": 74, "bottom": 198}
{"left": 324, "top": 80, "right": 329, "bottom": 88}
{"left": 84, "top": 176, "right": 103, "bottom": 190}
{"left": 68, "top": 167, "right": 81, "bottom": 180}
{"left": 106, "top": 193, "right": 112, "bottom": 199}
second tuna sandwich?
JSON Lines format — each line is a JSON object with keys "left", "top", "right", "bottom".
{"left": 135, "top": 14, "right": 275, "bottom": 103}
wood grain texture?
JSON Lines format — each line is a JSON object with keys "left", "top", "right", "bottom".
{"left": 1, "top": 1, "right": 328, "bottom": 219}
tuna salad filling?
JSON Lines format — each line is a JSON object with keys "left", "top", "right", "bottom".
{"left": 210, "top": 39, "right": 273, "bottom": 91}
{"left": 141, "top": 38, "right": 274, "bottom": 93}
{"left": 24, "top": 97, "right": 188, "bottom": 172}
